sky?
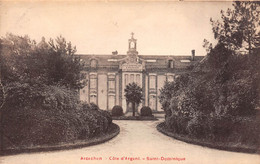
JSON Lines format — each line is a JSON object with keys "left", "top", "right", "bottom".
{"left": 0, "top": 1, "right": 233, "bottom": 56}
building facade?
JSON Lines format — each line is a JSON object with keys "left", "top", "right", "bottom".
{"left": 78, "top": 33, "right": 203, "bottom": 113}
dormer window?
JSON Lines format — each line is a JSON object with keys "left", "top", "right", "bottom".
{"left": 168, "top": 60, "right": 174, "bottom": 68}
{"left": 90, "top": 59, "right": 97, "bottom": 68}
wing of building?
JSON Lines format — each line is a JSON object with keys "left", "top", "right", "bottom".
{"left": 76, "top": 33, "right": 204, "bottom": 113}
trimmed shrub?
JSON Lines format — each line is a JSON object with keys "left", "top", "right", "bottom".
{"left": 81, "top": 102, "right": 90, "bottom": 110}
{"left": 99, "top": 110, "right": 112, "bottom": 125}
{"left": 112, "top": 105, "right": 123, "bottom": 116}
{"left": 89, "top": 103, "right": 100, "bottom": 110}
{"left": 140, "top": 106, "right": 152, "bottom": 116}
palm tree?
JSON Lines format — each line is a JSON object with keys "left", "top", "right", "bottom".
{"left": 124, "top": 82, "right": 143, "bottom": 116}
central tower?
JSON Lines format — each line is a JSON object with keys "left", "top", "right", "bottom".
{"left": 122, "top": 33, "right": 143, "bottom": 113}
{"left": 127, "top": 32, "right": 138, "bottom": 56}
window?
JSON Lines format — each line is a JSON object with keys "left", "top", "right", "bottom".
{"left": 149, "top": 95, "right": 156, "bottom": 111}
{"left": 149, "top": 75, "right": 156, "bottom": 89}
{"left": 109, "top": 80, "right": 115, "bottom": 90}
{"left": 90, "top": 78, "right": 97, "bottom": 89}
{"left": 168, "top": 60, "right": 174, "bottom": 68}
{"left": 90, "top": 59, "right": 97, "bottom": 68}
{"left": 136, "top": 74, "right": 140, "bottom": 86}
{"left": 130, "top": 74, "right": 134, "bottom": 83}
{"left": 90, "top": 95, "right": 97, "bottom": 104}
{"left": 89, "top": 74, "right": 97, "bottom": 89}
{"left": 83, "top": 90, "right": 85, "bottom": 93}
{"left": 130, "top": 41, "right": 135, "bottom": 48}
{"left": 108, "top": 95, "right": 115, "bottom": 110}
{"left": 125, "top": 74, "right": 129, "bottom": 85}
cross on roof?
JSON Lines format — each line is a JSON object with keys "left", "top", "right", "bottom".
{"left": 131, "top": 32, "right": 134, "bottom": 38}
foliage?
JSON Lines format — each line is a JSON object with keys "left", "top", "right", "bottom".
{"left": 3, "top": 81, "right": 79, "bottom": 111}
{"left": 0, "top": 34, "right": 86, "bottom": 90}
{"left": 112, "top": 105, "right": 124, "bottom": 117}
{"left": 124, "top": 82, "right": 143, "bottom": 105}
{"left": 210, "top": 1, "right": 260, "bottom": 53}
{"left": 0, "top": 34, "right": 112, "bottom": 150}
{"left": 124, "top": 82, "right": 143, "bottom": 116}
{"left": 89, "top": 103, "right": 100, "bottom": 110}
{"left": 140, "top": 106, "right": 152, "bottom": 116}
{"left": 159, "top": 47, "right": 259, "bottom": 118}
{"left": 0, "top": 80, "right": 5, "bottom": 110}
{"left": 1, "top": 83, "right": 112, "bottom": 147}
{"left": 159, "top": 1, "right": 260, "bottom": 147}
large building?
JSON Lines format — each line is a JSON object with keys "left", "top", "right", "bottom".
{"left": 78, "top": 33, "right": 203, "bottom": 113}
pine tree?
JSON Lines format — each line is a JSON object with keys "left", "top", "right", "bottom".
{"left": 210, "top": 1, "right": 260, "bottom": 54}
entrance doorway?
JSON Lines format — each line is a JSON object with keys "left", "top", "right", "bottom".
{"left": 126, "top": 102, "right": 139, "bottom": 113}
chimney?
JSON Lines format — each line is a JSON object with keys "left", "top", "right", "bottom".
{"left": 191, "top": 50, "right": 195, "bottom": 61}
{"left": 112, "top": 50, "right": 118, "bottom": 55}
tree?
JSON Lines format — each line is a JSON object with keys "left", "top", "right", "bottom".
{"left": 0, "top": 33, "right": 36, "bottom": 84}
{"left": 38, "top": 35, "right": 86, "bottom": 90}
{"left": 0, "top": 34, "right": 86, "bottom": 152}
{"left": 0, "top": 65, "right": 6, "bottom": 152}
{"left": 199, "top": 1, "right": 260, "bottom": 116}
{"left": 0, "top": 34, "right": 86, "bottom": 90}
{"left": 124, "top": 82, "right": 143, "bottom": 116}
{"left": 210, "top": 1, "right": 260, "bottom": 54}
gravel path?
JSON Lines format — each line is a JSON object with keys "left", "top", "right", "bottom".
{"left": 1, "top": 119, "right": 259, "bottom": 164}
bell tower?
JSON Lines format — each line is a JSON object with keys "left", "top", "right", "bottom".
{"left": 127, "top": 32, "right": 138, "bottom": 56}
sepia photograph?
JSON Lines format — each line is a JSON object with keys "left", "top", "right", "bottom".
{"left": 0, "top": 0, "right": 259, "bottom": 163}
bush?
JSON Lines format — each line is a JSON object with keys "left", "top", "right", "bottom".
{"left": 1, "top": 82, "right": 113, "bottom": 148}
{"left": 81, "top": 102, "right": 90, "bottom": 110}
{"left": 140, "top": 106, "right": 152, "bottom": 116}
{"left": 89, "top": 103, "right": 100, "bottom": 110}
{"left": 112, "top": 105, "right": 123, "bottom": 116}
{"left": 158, "top": 47, "right": 259, "bottom": 147}
{"left": 186, "top": 115, "right": 211, "bottom": 139}
{"left": 165, "top": 114, "right": 190, "bottom": 135}
{"left": 0, "top": 34, "right": 114, "bottom": 149}
{"left": 100, "top": 110, "right": 112, "bottom": 125}
{"left": 4, "top": 81, "right": 79, "bottom": 112}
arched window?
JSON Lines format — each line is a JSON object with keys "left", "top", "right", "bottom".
{"left": 90, "top": 59, "right": 97, "bottom": 68}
